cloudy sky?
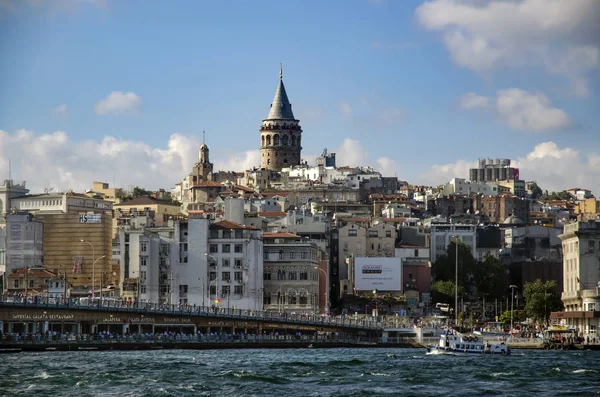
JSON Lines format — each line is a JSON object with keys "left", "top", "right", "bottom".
{"left": 0, "top": 0, "right": 598, "bottom": 194}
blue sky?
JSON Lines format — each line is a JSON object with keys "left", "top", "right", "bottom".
{"left": 0, "top": 0, "right": 599, "bottom": 193}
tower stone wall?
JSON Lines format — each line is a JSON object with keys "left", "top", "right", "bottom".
{"left": 260, "top": 69, "right": 302, "bottom": 171}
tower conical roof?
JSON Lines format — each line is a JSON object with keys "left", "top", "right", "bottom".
{"left": 266, "top": 78, "right": 296, "bottom": 120}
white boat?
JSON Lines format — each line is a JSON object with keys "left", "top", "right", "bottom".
{"left": 426, "top": 330, "right": 510, "bottom": 355}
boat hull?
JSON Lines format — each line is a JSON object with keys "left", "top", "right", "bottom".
{"left": 426, "top": 345, "right": 510, "bottom": 355}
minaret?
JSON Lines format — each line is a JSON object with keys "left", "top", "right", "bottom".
{"left": 260, "top": 65, "right": 302, "bottom": 171}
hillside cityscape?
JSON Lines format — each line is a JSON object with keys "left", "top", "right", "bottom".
{"left": 1, "top": 70, "right": 599, "bottom": 339}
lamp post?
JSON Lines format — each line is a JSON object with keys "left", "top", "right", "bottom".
{"left": 209, "top": 277, "right": 219, "bottom": 307}
{"left": 92, "top": 256, "right": 106, "bottom": 302}
{"left": 509, "top": 284, "right": 517, "bottom": 332}
{"left": 205, "top": 254, "right": 218, "bottom": 308}
{"left": 452, "top": 235, "right": 460, "bottom": 326}
{"left": 80, "top": 240, "right": 96, "bottom": 298}
{"left": 314, "top": 266, "right": 328, "bottom": 314}
{"left": 198, "top": 277, "right": 205, "bottom": 308}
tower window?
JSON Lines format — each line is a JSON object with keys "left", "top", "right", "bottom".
{"left": 267, "top": 159, "right": 271, "bottom": 165}
{"left": 282, "top": 135, "right": 288, "bottom": 146}
{"left": 274, "top": 135, "right": 280, "bottom": 145}
{"left": 266, "top": 135, "right": 271, "bottom": 145}
{"left": 284, "top": 159, "right": 288, "bottom": 164}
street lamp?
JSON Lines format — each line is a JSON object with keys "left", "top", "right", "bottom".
{"left": 205, "top": 253, "right": 218, "bottom": 308}
{"left": 451, "top": 235, "right": 460, "bottom": 326}
{"left": 509, "top": 284, "right": 517, "bottom": 332}
{"left": 314, "top": 266, "right": 328, "bottom": 314}
{"left": 209, "top": 277, "right": 219, "bottom": 307}
{"left": 80, "top": 240, "right": 96, "bottom": 298}
{"left": 92, "top": 256, "right": 106, "bottom": 300}
{"left": 198, "top": 276, "right": 205, "bottom": 307}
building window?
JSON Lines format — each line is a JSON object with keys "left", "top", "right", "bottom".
{"left": 234, "top": 272, "right": 243, "bottom": 281}
{"left": 263, "top": 296, "right": 271, "bottom": 305}
{"left": 222, "top": 286, "right": 230, "bottom": 296}
{"left": 279, "top": 250, "right": 284, "bottom": 259}
{"left": 209, "top": 244, "right": 218, "bottom": 253}
{"left": 209, "top": 286, "right": 216, "bottom": 295}
{"left": 264, "top": 272, "right": 271, "bottom": 280}
{"left": 289, "top": 272, "right": 298, "bottom": 280}
{"left": 277, "top": 270, "right": 286, "bottom": 280}
{"left": 140, "top": 257, "right": 147, "bottom": 267}
{"left": 348, "top": 229, "right": 357, "bottom": 237}
{"left": 209, "top": 272, "right": 216, "bottom": 281}
{"left": 222, "top": 272, "right": 231, "bottom": 282}
{"left": 299, "top": 296, "right": 308, "bottom": 305}
{"left": 386, "top": 230, "right": 392, "bottom": 238}
{"left": 290, "top": 252, "right": 295, "bottom": 259}
{"left": 13, "top": 280, "right": 19, "bottom": 288}
{"left": 222, "top": 244, "right": 231, "bottom": 253}
{"left": 369, "top": 230, "right": 378, "bottom": 237}
{"left": 179, "top": 285, "right": 188, "bottom": 294}
{"left": 288, "top": 296, "right": 297, "bottom": 305}
{"left": 140, "top": 285, "right": 146, "bottom": 293}
{"left": 234, "top": 285, "right": 243, "bottom": 295}
{"left": 222, "top": 258, "right": 230, "bottom": 267}
{"left": 222, "top": 230, "right": 232, "bottom": 239}
{"left": 301, "top": 252, "right": 307, "bottom": 259}
{"left": 140, "top": 271, "right": 147, "bottom": 281}
{"left": 234, "top": 244, "right": 243, "bottom": 253}
{"left": 235, "top": 258, "right": 243, "bottom": 268}
{"left": 300, "top": 271, "right": 308, "bottom": 280}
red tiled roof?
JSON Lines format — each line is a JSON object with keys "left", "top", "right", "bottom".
{"left": 258, "top": 211, "right": 287, "bottom": 218}
{"left": 233, "top": 185, "right": 256, "bottom": 193}
{"left": 382, "top": 217, "right": 407, "bottom": 223}
{"left": 262, "top": 232, "right": 301, "bottom": 239}
{"left": 115, "top": 196, "right": 179, "bottom": 207}
{"left": 9, "top": 268, "right": 56, "bottom": 278}
{"left": 192, "top": 181, "right": 223, "bottom": 188}
{"left": 211, "top": 220, "right": 258, "bottom": 230}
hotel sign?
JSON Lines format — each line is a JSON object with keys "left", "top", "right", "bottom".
{"left": 80, "top": 213, "right": 102, "bottom": 223}
{"left": 164, "top": 317, "right": 192, "bottom": 323}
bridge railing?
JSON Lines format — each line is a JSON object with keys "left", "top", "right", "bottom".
{"left": 0, "top": 297, "right": 385, "bottom": 330}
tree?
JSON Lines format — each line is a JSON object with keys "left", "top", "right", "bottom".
{"left": 433, "top": 240, "right": 477, "bottom": 289}
{"left": 499, "top": 309, "right": 526, "bottom": 327}
{"left": 524, "top": 279, "right": 563, "bottom": 326}
{"left": 431, "top": 280, "right": 465, "bottom": 306}
{"left": 529, "top": 182, "right": 543, "bottom": 199}
{"left": 473, "top": 254, "right": 509, "bottom": 301}
{"left": 132, "top": 186, "right": 152, "bottom": 198}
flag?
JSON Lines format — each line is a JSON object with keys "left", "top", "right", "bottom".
{"left": 72, "top": 256, "right": 83, "bottom": 274}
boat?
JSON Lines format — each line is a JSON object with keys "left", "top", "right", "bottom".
{"left": 426, "top": 329, "right": 510, "bottom": 355}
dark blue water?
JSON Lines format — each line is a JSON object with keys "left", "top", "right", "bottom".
{"left": 1, "top": 348, "right": 599, "bottom": 396}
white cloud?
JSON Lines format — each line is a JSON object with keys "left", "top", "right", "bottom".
{"left": 95, "top": 91, "right": 142, "bottom": 115}
{"left": 335, "top": 138, "right": 401, "bottom": 177}
{"left": 459, "top": 92, "right": 490, "bottom": 109}
{"left": 52, "top": 104, "right": 68, "bottom": 116}
{"left": 460, "top": 88, "right": 572, "bottom": 131}
{"left": 213, "top": 150, "right": 261, "bottom": 173}
{"left": 340, "top": 101, "right": 353, "bottom": 119}
{"left": 0, "top": 129, "right": 199, "bottom": 193}
{"left": 420, "top": 141, "right": 600, "bottom": 195}
{"left": 415, "top": 0, "right": 600, "bottom": 95}
{"left": 495, "top": 88, "right": 572, "bottom": 131}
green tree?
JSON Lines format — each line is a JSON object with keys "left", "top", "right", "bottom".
{"left": 132, "top": 186, "right": 152, "bottom": 197}
{"left": 473, "top": 254, "right": 509, "bottom": 301}
{"left": 498, "top": 309, "right": 526, "bottom": 327}
{"left": 529, "top": 182, "right": 543, "bottom": 199}
{"left": 431, "top": 280, "right": 465, "bottom": 306}
{"left": 433, "top": 240, "right": 477, "bottom": 288}
{"left": 524, "top": 279, "right": 563, "bottom": 326}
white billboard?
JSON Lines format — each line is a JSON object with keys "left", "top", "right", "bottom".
{"left": 354, "top": 257, "right": 401, "bottom": 291}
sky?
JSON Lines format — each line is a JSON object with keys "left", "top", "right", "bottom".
{"left": 0, "top": 0, "right": 599, "bottom": 195}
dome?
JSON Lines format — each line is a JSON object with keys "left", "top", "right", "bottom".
{"left": 503, "top": 214, "right": 524, "bottom": 225}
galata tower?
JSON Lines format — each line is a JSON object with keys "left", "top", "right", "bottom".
{"left": 260, "top": 66, "right": 302, "bottom": 171}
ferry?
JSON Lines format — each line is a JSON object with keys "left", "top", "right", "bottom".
{"left": 426, "top": 330, "right": 510, "bottom": 355}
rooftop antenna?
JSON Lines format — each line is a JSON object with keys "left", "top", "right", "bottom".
{"left": 8, "top": 158, "right": 11, "bottom": 181}
{"left": 280, "top": 63, "right": 283, "bottom": 80}
{"left": 203, "top": 130, "right": 205, "bottom": 145}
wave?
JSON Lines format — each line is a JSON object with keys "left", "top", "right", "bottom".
{"left": 571, "top": 369, "right": 597, "bottom": 374}
{"left": 220, "top": 370, "right": 291, "bottom": 385}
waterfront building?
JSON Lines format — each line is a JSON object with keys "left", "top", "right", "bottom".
{"left": 556, "top": 220, "right": 600, "bottom": 336}
{"left": 6, "top": 267, "right": 55, "bottom": 297}
{"left": 429, "top": 223, "right": 477, "bottom": 263}
{"left": 260, "top": 67, "right": 303, "bottom": 172}
{"left": 263, "top": 232, "right": 323, "bottom": 313}
{"left": 0, "top": 179, "right": 29, "bottom": 227}
{"left": 4, "top": 213, "right": 44, "bottom": 275}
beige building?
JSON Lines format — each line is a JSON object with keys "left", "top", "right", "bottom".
{"left": 10, "top": 191, "right": 114, "bottom": 296}
{"left": 338, "top": 221, "right": 397, "bottom": 296}
{"left": 86, "top": 181, "right": 124, "bottom": 203}
{"left": 557, "top": 221, "right": 600, "bottom": 337}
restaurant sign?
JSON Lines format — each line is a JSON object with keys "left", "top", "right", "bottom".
{"left": 11, "top": 313, "right": 76, "bottom": 321}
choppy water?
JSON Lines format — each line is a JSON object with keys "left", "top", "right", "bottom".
{"left": 1, "top": 348, "right": 599, "bottom": 396}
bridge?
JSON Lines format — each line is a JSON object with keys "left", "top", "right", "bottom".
{"left": 0, "top": 300, "right": 383, "bottom": 338}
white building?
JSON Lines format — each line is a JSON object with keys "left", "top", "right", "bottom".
{"left": 205, "top": 220, "right": 263, "bottom": 311}
{"left": 558, "top": 221, "right": 600, "bottom": 336}
{"left": 430, "top": 223, "right": 477, "bottom": 263}
{"left": 439, "top": 178, "right": 499, "bottom": 197}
